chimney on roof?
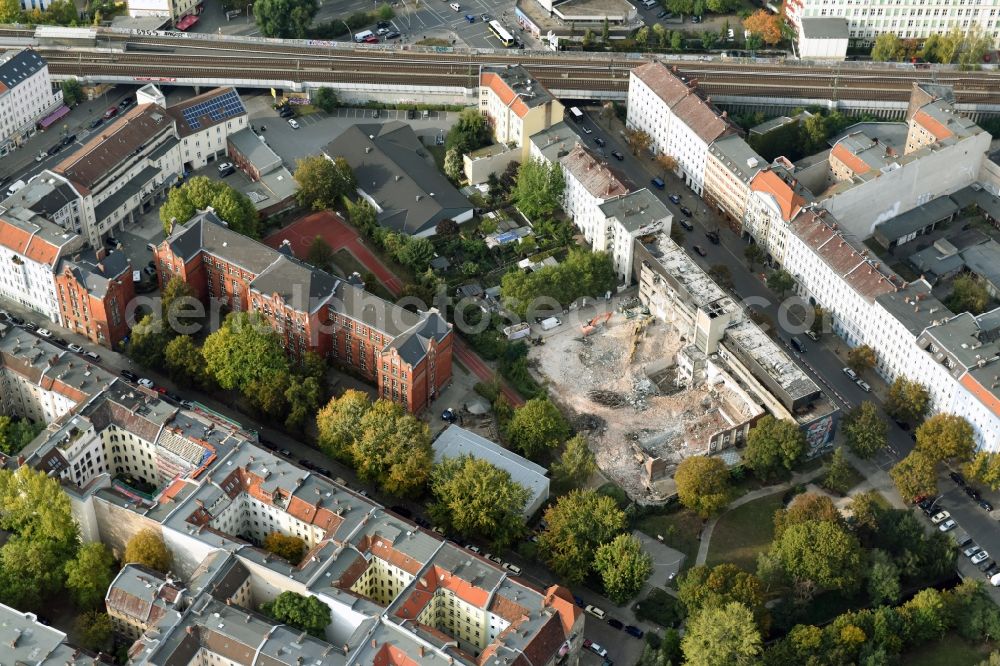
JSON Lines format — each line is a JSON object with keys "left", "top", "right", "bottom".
{"left": 96, "top": 247, "right": 107, "bottom": 261}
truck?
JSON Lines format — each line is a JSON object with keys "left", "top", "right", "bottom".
{"left": 539, "top": 316, "right": 561, "bottom": 331}
{"left": 503, "top": 322, "right": 531, "bottom": 340}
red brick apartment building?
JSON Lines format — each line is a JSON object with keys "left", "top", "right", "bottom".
{"left": 55, "top": 250, "right": 134, "bottom": 348}
{"left": 155, "top": 211, "right": 452, "bottom": 413}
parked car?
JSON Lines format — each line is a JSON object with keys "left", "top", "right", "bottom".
{"left": 679, "top": 218, "right": 694, "bottom": 231}
{"left": 584, "top": 640, "right": 608, "bottom": 658}
{"left": 939, "top": 519, "right": 957, "bottom": 532}
{"left": 951, "top": 471, "right": 967, "bottom": 486}
{"left": 441, "top": 408, "right": 457, "bottom": 423}
{"left": 594, "top": 137, "right": 606, "bottom": 147}
{"left": 217, "top": 162, "right": 235, "bottom": 177}
{"left": 52, "top": 337, "right": 67, "bottom": 347}
{"left": 376, "top": 27, "right": 390, "bottom": 35}
{"left": 36, "top": 328, "right": 52, "bottom": 338}
{"left": 856, "top": 379, "right": 871, "bottom": 392}
{"left": 980, "top": 499, "right": 994, "bottom": 512}
{"left": 179, "top": 399, "right": 194, "bottom": 409}
{"left": 693, "top": 245, "right": 707, "bottom": 257}
{"left": 625, "top": 625, "right": 644, "bottom": 638}
{"left": 384, "top": 31, "right": 401, "bottom": 39}
{"left": 138, "top": 378, "right": 155, "bottom": 389}
{"left": 973, "top": 550, "right": 990, "bottom": 565}
{"left": 610, "top": 150, "right": 624, "bottom": 161}
{"left": 581, "top": 125, "right": 592, "bottom": 134}
{"left": 46, "top": 144, "right": 62, "bottom": 157}
{"left": 465, "top": 544, "right": 481, "bottom": 554}
{"left": 669, "top": 194, "right": 681, "bottom": 204}
{"left": 650, "top": 176, "right": 665, "bottom": 189}
{"left": 705, "top": 230, "right": 720, "bottom": 244}
{"left": 61, "top": 133, "right": 76, "bottom": 147}
{"left": 585, "top": 604, "right": 607, "bottom": 620}
{"left": 963, "top": 544, "right": 981, "bottom": 558}
{"left": 376, "top": 20, "right": 391, "bottom": 28}
{"left": 362, "top": 35, "right": 380, "bottom": 43}
{"left": 89, "top": 117, "right": 104, "bottom": 129}
{"left": 481, "top": 13, "right": 491, "bottom": 20}
{"left": 68, "top": 343, "right": 83, "bottom": 353}
{"left": 607, "top": 618, "right": 624, "bottom": 630}
{"left": 287, "top": 118, "right": 300, "bottom": 129}
{"left": 119, "top": 98, "right": 134, "bottom": 110}
{"left": 278, "top": 105, "right": 295, "bottom": 118}
{"left": 103, "top": 106, "right": 119, "bottom": 120}
{"left": 83, "top": 351, "right": 100, "bottom": 362}
{"left": 966, "top": 486, "right": 982, "bottom": 501}
{"left": 502, "top": 562, "right": 522, "bottom": 575}
{"left": 679, "top": 206, "right": 692, "bottom": 217}
{"left": 930, "top": 510, "right": 951, "bottom": 524}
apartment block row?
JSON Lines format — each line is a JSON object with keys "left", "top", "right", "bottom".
{"left": 155, "top": 210, "right": 453, "bottom": 414}
{"left": 629, "top": 61, "right": 1000, "bottom": 447}
{"left": 0, "top": 49, "right": 63, "bottom": 157}
{"left": 0, "top": 325, "right": 580, "bottom": 666}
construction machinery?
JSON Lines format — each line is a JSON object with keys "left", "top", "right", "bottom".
{"left": 581, "top": 311, "right": 613, "bottom": 336}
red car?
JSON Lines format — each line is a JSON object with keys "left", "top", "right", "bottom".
{"left": 362, "top": 35, "right": 379, "bottom": 43}
{"left": 103, "top": 106, "right": 119, "bottom": 120}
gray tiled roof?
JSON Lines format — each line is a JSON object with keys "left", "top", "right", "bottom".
{"left": 0, "top": 49, "right": 46, "bottom": 91}
{"left": 325, "top": 122, "right": 472, "bottom": 236}
{"left": 61, "top": 249, "right": 131, "bottom": 299}
{"left": 386, "top": 310, "right": 451, "bottom": 363}
{"left": 250, "top": 254, "right": 338, "bottom": 311}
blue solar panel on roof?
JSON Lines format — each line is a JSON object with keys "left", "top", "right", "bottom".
{"left": 181, "top": 90, "right": 244, "bottom": 131}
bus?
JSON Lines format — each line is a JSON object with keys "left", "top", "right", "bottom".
{"left": 488, "top": 20, "right": 515, "bottom": 47}
{"left": 568, "top": 106, "right": 584, "bottom": 122}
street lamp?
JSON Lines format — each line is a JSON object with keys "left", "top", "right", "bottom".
{"left": 246, "top": 3, "right": 253, "bottom": 22}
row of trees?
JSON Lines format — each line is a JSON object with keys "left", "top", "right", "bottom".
{"left": 871, "top": 26, "right": 993, "bottom": 66}
{"left": 890, "top": 412, "right": 976, "bottom": 500}
{"left": 500, "top": 249, "right": 617, "bottom": 317}
{"left": 131, "top": 300, "right": 326, "bottom": 430}
{"left": 344, "top": 197, "right": 438, "bottom": 274}
{"left": 0, "top": 0, "right": 81, "bottom": 27}
{"left": 160, "top": 176, "right": 259, "bottom": 238}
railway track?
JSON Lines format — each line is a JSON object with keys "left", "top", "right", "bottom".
{"left": 14, "top": 27, "right": 1000, "bottom": 105}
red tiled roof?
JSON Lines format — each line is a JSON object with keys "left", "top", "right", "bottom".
{"left": 631, "top": 61, "right": 734, "bottom": 143}
{"left": 750, "top": 170, "right": 805, "bottom": 222}
{"left": 961, "top": 373, "right": 1000, "bottom": 417}
{"left": 0, "top": 216, "right": 62, "bottom": 266}
{"left": 481, "top": 72, "right": 529, "bottom": 118}
{"left": 545, "top": 585, "right": 582, "bottom": 635}
{"left": 631, "top": 62, "right": 691, "bottom": 107}
{"left": 521, "top": 614, "right": 568, "bottom": 666}
{"left": 913, "top": 109, "right": 953, "bottom": 141}
{"left": 830, "top": 142, "right": 871, "bottom": 175}
{"left": 373, "top": 644, "right": 422, "bottom": 666}
{"left": 561, "top": 145, "right": 630, "bottom": 199}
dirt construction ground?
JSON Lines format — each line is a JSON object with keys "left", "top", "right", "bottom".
{"left": 530, "top": 312, "right": 740, "bottom": 502}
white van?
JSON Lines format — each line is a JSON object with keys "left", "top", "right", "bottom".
{"left": 641, "top": 0, "right": 657, "bottom": 6}
{"left": 353, "top": 29, "right": 374, "bottom": 42}
{"left": 5, "top": 179, "right": 25, "bottom": 198}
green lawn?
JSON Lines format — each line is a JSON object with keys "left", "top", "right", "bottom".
{"left": 903, "top": 634, "right": 993, "bottom": 666}
{"left": 333, "top": 250, "right": 395, "bottom": 301}
{"left": 705, "top": 492, "right": 785, "bottom": 572}
{"left": 636, "top": 508, "right": 703, "bottom": 575}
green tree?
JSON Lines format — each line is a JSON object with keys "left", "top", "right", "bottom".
{"left": 446, "top": 108, "right": 490, "bottom": 154}
{"left": 444, "top": 148, "right": 464, "bottom": 181}
{"left": 505, "top": 397, "right": 571, "bottom": 460}
{"left": 947, "top": 274, "right": 991, "bottom": 314}
{"left": 822, "top": 447, "right": 853, "bottom": 495}
{"left": 799, "top": 113, "right": 830, "bottom": 153}
{"left": 744, "top": 243, "right": 766, "bottom": 269}
{"left": 345, "top": 197, "right": 377, "bottom": 234}
{"left": 398, "top": 237, "right": 435, "bottom": 272}
{"left": 847, "top": 489, "right": 884, "bottom": 535}
{"left": 670, "top": 30, "right": 684, "bottom": 50}
{"left": 681, "top": 602, "right": 763, "bottom": 666}
{"left": 635, "top": 25, "right": 650, "bottom": 47}
{"left": 75, "top": 611, "right": 113, "bottom": 653}
{"left": 429, "top": 455, "right": 529, "bottom": 548}
{"left": 60, "top": 78, "right": 84, "bottom": 107}
{"left": 602, "top": 16, "right": 610, "bottom": 42}
{"left": 890, "top": 450, "right": 938, "bottom": 502}
{"left": 551, "top": 434, "right": 596, "bottom": 490}
{"left": 254, "top": 0, "right": 317, "bottom": 37}
{"left": 744, "top": 416, "right": 805, "bottom": 481}
{"left": 769, "top": 520, "right": 862, "bottom": 593}
{"left": 261, "top": 591, "right": 331, "bottom": 637}
{"left": 500, "top": 249, "right": 616, "bottom": 316}
{"left": 847, "top": 344, "right": 877, "bottom": 375}
{"left": 844, "top": 401, "right": 887, "bottom": 459}
{"left": 705, "top": 0, "right": 738, "bottom": 11}
{"left": 283, "top": 376, "right": 323, "bottom": 431}
{"left": 539, "top": 489, "right": 626, "bottom": 583}
{"left": 766, "top": 269, "right": 795, "bottom": 297}
{"left": 263, "top": 532, "right": 306, "bottom": 564}
{"left": 920, "top": 33, "right": 942, "bottom": 62}
{"left": 312, "top": 87, "right": 338, "bottom": 112}
{"left": 317, "top": 389, "right": 372, "bottom": 459}
{"left": 0, "top": 0, "right": 20, "bottom": 22}
{"left": 163, "top": 335, "right": 205, "bottom": 386}
{"left": 294, "top": 155, "right": 356, "bottom": 210}
{"left": 353, "top": 400, "right": 433, "bottom": 497}
{"left": 774, "top": 492, "right": 844, "bottom": 540}
{"left": 678, "top": 564, "right": 768, "bottom": 632}
{"left": 595, "top": 534, "right": 652, "bottom": 604}
{"left": 123, "top": 529, "right": 171, "bottom": 572}
{"left": 65, "top": 542, "right": 116, "bottom": 609}
{"left": 966, "top": 451, "right": 1000, "bottom": 491}
{"left": 377, "top": 3, "right": 394, "bottom": 20}
{"left": 202, "top": 312, "right": 290, "bottom": 392}
{"left": 871, "top": 32, "right": 903, "bottom": 61}
{"left": 160, "top": 176, "right": 258, "bottom": 237}
{"left": 305, "top": 235, "right": 335, "bottom": 272}
{"left": 129, "top": 314, "right": 172, "bottom": 368}
{"left": 743, "top": 9, "right": 782, "bottom": 45}
{"left": 867, "top": 549, "right": 901, "bottom": 606}
{"left": 915, "top": 413, "right": 975, "bottom": 464}
{"left": 674, "top": 455, "right": 730, "bottom": 518}
{"left": 0, "top": 416, "right": 43, "bottom": 456}
{"left": 512, "top": 159, "right": 566, "bottom": 221}
{"left": 901, "top": 587, "right": 947, "bottom": 641}
{"left": 161, "top": 275, "right": 199, "bottom": 326}
{"left": 624, "top": 128, "right": 653, "bottom": 156}
{"left": 246, "top": 371, "right": 290, "bottom": 418}
{"left": 885, "top": 376, "right": 930, "bottom": 424}
{"left": 957, "top": 24, "right": 993, "bottom": 68}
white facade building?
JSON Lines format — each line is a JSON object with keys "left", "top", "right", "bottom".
{"left": 626, "top": 61, "right": 735, "bottom": 195}
{"left": 797, "top": 17, "right": 850, "bottom": 60}
{"left": 0, "top": 49, "right": 62, "bottom": 156}
{"left": 786, "top": 0, "right": 1000, "bottom": 47}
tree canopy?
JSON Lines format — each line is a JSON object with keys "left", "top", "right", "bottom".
{"left": 766, "top": 269, "right": 795, "bottom": 297}
{"left": 445, "top": 109, "right": 491, "bottom": 154}
{"left": 681, "top": 602, "right": 763, "bottom": 666}
{"left": 538, "top": 489, "right": 626, "bottom": 584}
{"left": 312, "top": 87, "right": 338, "bottom": 112}
{"left": 847, "top": 344, "right": 877, "bottom": 375}
{"left": 352, "top": 399, "right": 433, "bottom": 497}
{"left": 501, "top": 249, "right": 617, "bottom": 316}
{"left": 202, "top": 312, "right": 290, "bottom": 393}
{"left": 885, "top": 376, "right": 930, "bottom": 424}
{"left": 429, "top": 455, "right": 530, "bottom": 548}
{"left": 264, "top": 533, "right": 306, "bottom": 565}
{"left": 594, "top": 534, "right": 653, "bottom": 604}
{"left": 65, "top": 542, "right": 117, "bottom": 609}
{"left": 871, "top": 32, "right": 904, "bottom": 61}
{"left": 512, "top": 159, "right": 566, "bottom": 221}
{"left": 294, "top": 155, "right": 356, "bottom": 210}
{"left": 160, "top": 176, "right": 258, "bottom": 238}
{"left": 769, "top": 520, "right": 862, "bottom": 594}
{"left": 123, "top": 529, "right": 172, "bottom": 573}
{"left": 550, "top": 434, "right": 596, "bottom": 491}
{"left": 890, "top": 449, "right": 939, "bottom": 502}
{"left": 844, "top": 401, "right": 887, "bottom": 459}
{"left": 261, "top": 591, "right": 331, "bottom": 637}
{"left": 674, "top": 455, "right": 730, "bottom": 519}
{"left": 915, "top": 413, "right": 975, "bottom": 464}
{"left": 679, "top": 564, "right": 768, "bottom": 632}
{"left": 254, "top": 0, "right": 317, "bottom": 38}
{"left": 744, "top": 416, "right": 806, "bottom": 481}
{"left": 504, "top": 397, "right": 570, "bottom": 459}
{"left": 743, "top": 10, "right": 783, "bottom": 45}
{"left": 0, "top": 416, "right": 43, "bottom": 456}
{"left": 317, "top": 389, "right": 373, "bottom": 459}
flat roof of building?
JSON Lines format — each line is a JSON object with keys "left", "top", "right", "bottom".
{"left": 599, "top": 188, "right": 672, "bottom": 233}
{"left": 709, "top": 135, "right": 765, "bottom": 185}
{"left": 873, "top": 195, "right": 959, "bottom": 247}
{"left": 800, "top": 17, "right": 849, "bottom": 39}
